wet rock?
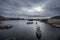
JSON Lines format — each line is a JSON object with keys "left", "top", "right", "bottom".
{"left": 36, "top": 26, "right": 42, "bottom": 40}
{"left": 0, "top": 25, "right": 13, "bottom": 29}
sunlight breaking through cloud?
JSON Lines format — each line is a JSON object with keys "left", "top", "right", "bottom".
{"left": 0, "top": 0, "right": 60, "bottom": 17}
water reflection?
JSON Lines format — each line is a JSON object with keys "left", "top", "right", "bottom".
{"left": 46, "top": 22, "right": 60, "bottom": 29}
{"left": 0, "top": 22, "right": 2, "bottom": 24}
{"left": 5, "top": 37, "right": 16, "bottom": 40}
{"left": 36, "top": 26, "right": 42, "bottom": 40}
{"left": 0, "top": 20, "right": 60, "bottom": 40}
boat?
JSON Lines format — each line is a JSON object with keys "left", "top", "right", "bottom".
{"left": 27, "top": 21, "right": 33, "bottom": 24}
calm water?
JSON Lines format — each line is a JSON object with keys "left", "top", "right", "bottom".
{"left": 0, "top": 20, "right": 60, "bottom": 40}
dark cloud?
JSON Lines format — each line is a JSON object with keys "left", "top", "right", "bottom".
{"left": 0, "top": 0, "right": 60, "bottom": 17}
{"left": 41, "top": 0, "right": 60, "bottom": 16}
{"left": 49, "top": 7, "right": 60, "bottom": 12}
{"left": 43, "top": 0, "right": 60, "bottom": 9}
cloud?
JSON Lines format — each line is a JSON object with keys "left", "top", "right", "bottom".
{"left": 43, "top": 0, "right": 60, "bottom": 9}
{"left": 0, "top": 0, "right": 60, "bottom": 17}
{"left": 0, "top": 0, "right": 46, "bottom": 17}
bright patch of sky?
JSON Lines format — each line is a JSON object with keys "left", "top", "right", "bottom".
{"left": 0, "top": 0, "right": 60, "bottom": 18}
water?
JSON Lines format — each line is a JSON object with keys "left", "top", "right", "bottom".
{"left": 0, "top": 20, "right": 60, "bottom": 40}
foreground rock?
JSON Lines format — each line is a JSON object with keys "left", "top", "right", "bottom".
{"left": 0, "top": 25, "right": 13, "bottom": 29}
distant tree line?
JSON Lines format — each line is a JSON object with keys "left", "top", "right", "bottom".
{"left": 51, "top": 16, "right": 60, "bottom": 19}
{"left": 0, "top": 16, "right": 25, "bottom": 21}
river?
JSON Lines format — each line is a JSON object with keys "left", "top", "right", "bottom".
{"left": 0, "top": 20, "right": 60, "bottom": 40}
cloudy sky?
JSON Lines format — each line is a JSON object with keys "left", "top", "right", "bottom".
{"left": 0, "top": 0, "right": 60, "bottom": 17}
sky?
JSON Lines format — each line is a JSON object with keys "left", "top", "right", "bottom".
{"left": 0, "top": 0, "right": 60, "bottom": 18}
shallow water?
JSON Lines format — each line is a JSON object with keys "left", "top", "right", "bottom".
{"left": 0, "top": 20, "right": 60, "bottom": 40}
